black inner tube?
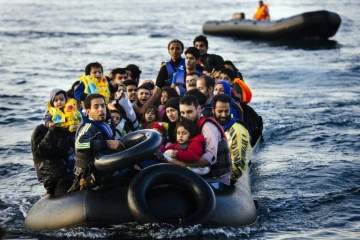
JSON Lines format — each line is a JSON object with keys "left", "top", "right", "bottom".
{"left": 128, "top": 164, "right": 216, "bottom": 226}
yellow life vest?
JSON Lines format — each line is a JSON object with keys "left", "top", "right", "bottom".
{"left": 79, "top": 75, "right": 111, "bottom": 103}
{"left": 47, "top": 98, "right": 82, "bottom": 132}
{"left": 224, "top": 121, "right": 251, "bottom": 184}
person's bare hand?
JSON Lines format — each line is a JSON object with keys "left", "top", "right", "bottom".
{"left": 48, "top": 122, "right": 56, "bottom": 130}
{"left": 152, "top": 85, "right": 160, "bottom": 96}
{"left": 107, "top": 140, "right": 126, "bottom": 151}
{"left": 109, "top": 80, "right": 117, "bottom": 88}
{"left": 171, "top": 150, "right": 178, "bottom": 157}
{"left": 165, "top": 142, "right": 173, "bottom": 148}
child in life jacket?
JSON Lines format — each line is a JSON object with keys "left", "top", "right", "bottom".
{"left": 42, "top": 88, "right": 82, "bottom": 170}
{"left": 43, "top": 88, "right": 82, "bottom": 133}
{"left": 164, "top": 117, "right": 210, "bottom": 175}
{"left": 75, "top": 62, "right": 115, "bottom": 105}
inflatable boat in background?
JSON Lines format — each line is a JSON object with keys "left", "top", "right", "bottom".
{"left": 203, "top": 10, "right": 341, "bottom": 39}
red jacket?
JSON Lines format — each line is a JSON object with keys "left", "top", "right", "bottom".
{"left": 165, "top": 134, "right": 205, "bottom": 162}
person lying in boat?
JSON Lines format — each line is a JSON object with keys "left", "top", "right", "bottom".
{"left": 166, "top": 95, "right": 232, "bottom": 193}
{"left": 212, "top": 94, "right": 251, "bottom": 184}
{"left": 193, "top": 35, "right": 224, "bottom": 71}
{"left": 68, "top": 94, "right": 126, "bottom": 192}
{"left": 253, "top": 1, "right": 270, "bottom": 20}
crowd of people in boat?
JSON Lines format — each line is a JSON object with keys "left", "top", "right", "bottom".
{"left": 31, "top": 35, "right": 263, "bottom": 198}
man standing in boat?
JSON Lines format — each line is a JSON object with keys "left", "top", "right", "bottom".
{"left": 68, "top": 94, "right": 125, "bottom": 192}
{"left": 167, "top": 95, "right": 232, "bottom": 193}
{"left": 212, "top": 94, "right": 251, "bottom": 184}
{"left": 254, "top": 1, "right": 270, "bottom": 20}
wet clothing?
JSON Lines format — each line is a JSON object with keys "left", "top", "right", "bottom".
{"left": 165, "top": 134, "right": 206, "bottom": 162}
{"left": 198, "top": 53, "right": 224, "bottom": 71}
{"left": 31, "top": 124, "right": 74, "bottom": 196}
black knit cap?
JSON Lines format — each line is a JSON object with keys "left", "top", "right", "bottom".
{"left": 168, "top": 39, "right": 184, "bottom": 51}
{"left": 165, "top": 97, "right": 181, "bottom": 112}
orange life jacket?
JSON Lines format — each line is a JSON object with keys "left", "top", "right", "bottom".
{"left": 233, "top": 78, "right": 252, "bottom": 103}
{"left": 254, "top": 4, "right": 269, "bottom": 20}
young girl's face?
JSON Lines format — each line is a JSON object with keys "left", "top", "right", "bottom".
{"left": 176, "top": 126, "right": 190, "bottom": 144}
{"left": 160, "top": 91, "right": 169, "bottom": 105}
{"left": 53, "top": 93, "right": 66, "bottom": 108}
{"left": 111, "top": 112, "right": 121, "bottom": 126}
{"left": 214, "top": 83, "right": 225, "bottom": 96}
{"left": 90, "top": 67, "right": 103, "bottom": 81}
{"left": 145, "top": 109, "right": 156, "bottom": 123}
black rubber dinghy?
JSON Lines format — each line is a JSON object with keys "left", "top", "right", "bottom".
{"left": 24, "top": 137, "right": 262, "bottom": 230}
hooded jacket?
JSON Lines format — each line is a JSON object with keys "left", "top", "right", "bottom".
{"left": 43, "top": 88, "right": 82, "bottom": 132}
{"left": 165, "top": 133, "right": 206, "bottom": 162}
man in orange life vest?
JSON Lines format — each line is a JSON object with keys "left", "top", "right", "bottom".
{"left": 253, "top": 1, "right": 270, "bottom": 20}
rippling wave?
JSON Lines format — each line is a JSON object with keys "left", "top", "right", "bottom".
{"left": 1, "top": 0, "right": 359, "bottom": 239}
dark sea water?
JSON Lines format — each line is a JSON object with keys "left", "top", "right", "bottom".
{"left": 1, "top": 0, "right": 359, "bottom": 239}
